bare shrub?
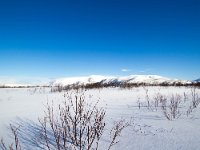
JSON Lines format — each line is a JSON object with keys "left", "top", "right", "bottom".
{"left": 183, "top": 92, "right": 188, "bottom": 103}
{"left": 161, "top": 94, "right": 181, "bottom": 120}
{"left": 186, "top": 105, "right": 193, "bottom": 117}
{"left": 186, "top": 88, "right": 200, "bottom": 116}
{"left": 153, "top": 93, "right": 166, "bottom": 111}
{"left": 1, "top": 124, "right": 21, "bottom": 150}
{"left": 191, "top": 87, "right": 200, "bottom": 108}
{"left": 137, "top": 99, "right": 141, "bottom": 109}
{"left": 38, "top": 93, "right": 107, "bottom": 150}
{"left": 108, "top": 120, "right": 129, "bottom": 150}
{"left": 143, "top": 87, "right": 152, "bottom": 110}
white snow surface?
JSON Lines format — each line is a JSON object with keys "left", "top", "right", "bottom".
{"left": 0, "top": 87, "right": 200, "bottom": 150}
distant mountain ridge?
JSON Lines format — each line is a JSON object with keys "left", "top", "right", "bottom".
{"left": 194, "top": 78, "right": 200, "bottom": 82}
{"left": 52, "top": 75, "right": 192, "bottom": 87}
{"left": 1, "top": 75, "right": 199, "bottom": 88}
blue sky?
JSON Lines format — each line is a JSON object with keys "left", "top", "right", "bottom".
{"left": 0, "top": 0, "right": 200, "bottom": 80}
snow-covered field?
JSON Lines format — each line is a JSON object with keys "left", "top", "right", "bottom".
{"left": 0, "top": 86, "right": 200, "bottom": 150}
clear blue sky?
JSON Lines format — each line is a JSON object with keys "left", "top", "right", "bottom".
{"left": 0, "top": 0, "right": 199, "bottom": 80}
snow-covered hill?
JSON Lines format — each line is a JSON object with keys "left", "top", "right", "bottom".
{"left": 194, "top": 78, "right": 200, "bottom": 82}
{"left": 52, "top": 75, "right": 114, "bottom": 86}
{"left": 52, "top": 75, "right": 191, "bottom": 87}
{"left": 0, "top": 75, "right": 194, "bottom": 88}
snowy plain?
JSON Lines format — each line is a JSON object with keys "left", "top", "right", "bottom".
{"left": 0, "top": 86, "right": 200, "bottom": 150}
